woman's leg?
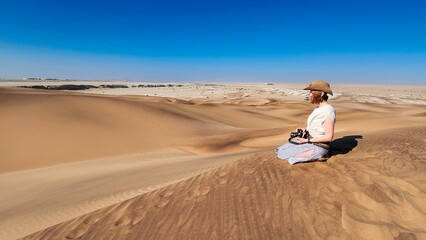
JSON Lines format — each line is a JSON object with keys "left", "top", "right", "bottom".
{"left": 276, "top": 143, "right": 310, "bottom": 160}
{"left": 295, "top": 149, "right": 314, "bottom": 158}
{"left": 288, "top": 146, "right": 328, "bottom": 165}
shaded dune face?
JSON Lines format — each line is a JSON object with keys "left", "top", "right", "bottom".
{"left": 0, "top": 88, "right": 293, "bottom": 172}
{"left": 0, "top": 88, "right": 205, "bottom": 172}
{"left": 21, "top": 127, "right": 426, "bottom": 240}
{"left": 0, "top": 87, "right": 320, "bottom": 173}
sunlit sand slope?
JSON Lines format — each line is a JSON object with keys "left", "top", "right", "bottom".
{"left": 22, "top": 126, "right": 426, "bottom": 240}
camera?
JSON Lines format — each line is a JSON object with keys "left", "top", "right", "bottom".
{"left": 288, "top": 129, "right": 311, "bottom": 144}
{"left": 290, "top": 129, "right": 305, "bottom": 139}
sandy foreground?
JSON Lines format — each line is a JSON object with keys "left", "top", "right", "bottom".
{"left": 0, "top": 81, "right": 425, "bottom": 240}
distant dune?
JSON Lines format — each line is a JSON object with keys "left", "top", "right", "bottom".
{"left": 0, "top": 84, "right": 425, "bottom": 240}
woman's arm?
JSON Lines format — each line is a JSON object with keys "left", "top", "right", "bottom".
{"left": 314, "top": 116, "right": 334, "bottom": 142}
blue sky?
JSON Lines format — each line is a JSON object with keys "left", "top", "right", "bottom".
{"left": 1, "top": 0, "right": 425, "bottom": 84}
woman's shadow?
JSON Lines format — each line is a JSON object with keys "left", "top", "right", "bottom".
{"left": 328, "top": 135, "right": 363, "bottom": 157}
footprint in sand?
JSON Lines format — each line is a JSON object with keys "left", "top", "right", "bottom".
{"left": 216, "top": 177, "right": 228, "bottom": 185}
{"left": 216, "top": 170, "right": 228, "bottom": 177}
{"left": 83, "top": 214, "right": 103, "bottom": 225}
{"left": 159, "top": 189, "right": 174, "bottom": 198}
{"left": 214, "top": 169, "right": 229, "bottom": 185}
{"left": 131, "top": 209, "right": 147, "bottom": 225}
{"left": 155, "top": 198, "right": 170, "bottom": 208}
{"left": 115, "top": 215, "right": 131, "bottom": 226}
{"left": 66, "top": 225, "right": 90, "bottom": 239}
{"left": 199, "top": 186, "right": 211, "bottom": 196}
{"left": 187, "top": 186, "right": 211, "bottom": 198}
{"left": 153, "top": 189, "right": 174, "bottom": 208}
{"left": 187, "top": 188, "right": 201, "bottom": 198}
{"left": 242, "top": 167, "right": 255, "bottom": 175}
{"left": 66, "top": 213, "right": 105, "bottom": 239}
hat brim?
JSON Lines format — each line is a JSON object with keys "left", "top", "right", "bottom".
{"left": 303, "top": 86, "right": 333, "bottom": 95}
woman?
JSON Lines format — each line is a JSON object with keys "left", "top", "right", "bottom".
{"left": 275, "top": 80, "right": 336, "bottom": 165}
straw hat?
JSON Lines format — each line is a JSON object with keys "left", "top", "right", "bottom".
{"left": 303, "top": 80, "right": 333, "bottom": 95}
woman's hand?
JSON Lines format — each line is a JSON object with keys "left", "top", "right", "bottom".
{"left": 293, "top": 137, "right": 308, "bottom": 144}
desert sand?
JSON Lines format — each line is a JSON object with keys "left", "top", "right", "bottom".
{"left": 0, "top": 81, "right": 425, "bottom": 240}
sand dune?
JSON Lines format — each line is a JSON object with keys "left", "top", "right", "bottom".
{"left": 21, "top": 126, "right": 426, "bottom": 240}
{"left": 0, "top": 84, "right": 425, "bottom": 240}
{"left": 0, "top": 87, "right": 200, "bottom": 172}
{"left": 0, "top": 149, "right": 264, "bottom": 240}
{"left": 0, "top": 87, "right": 286, "bottom": 172}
